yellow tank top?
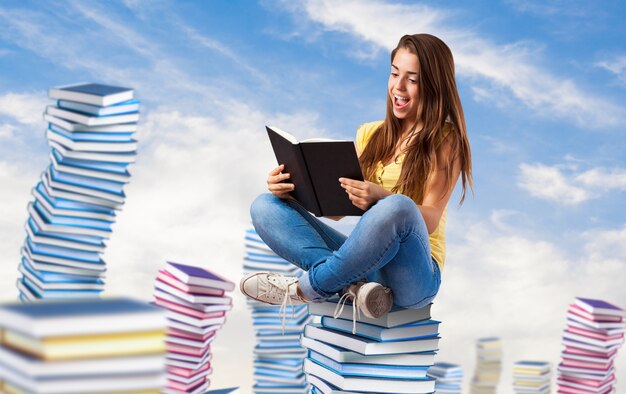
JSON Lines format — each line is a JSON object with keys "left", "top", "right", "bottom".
{"left": 355, "top": 121, "right": 447, "bottom": 269}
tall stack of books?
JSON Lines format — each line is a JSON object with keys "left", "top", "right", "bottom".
{"left": 0, "top": 298, "right": 166, "bottom": 393}
{"left": 243, "top": 227, "right": 311, "bottom": 394}
{"left": 303, "top": 298, "right": 438, "bottom": 393}
{"left": 427, "top": 362, "right": 463, "bottom": 393}
{"left": 17, "top": 83, "right": 140, "bottom": 301}
{"left": 557, "top": 297, "right": 626, "bottom": 393}
{"left": 470, "top": 337, "right": 503, "bottom": 393}
{"left": 513, "top": 361, "right": 551, "bottom": 393}
{"left": 153, "top": 261, "right": 235, "bottom": 394}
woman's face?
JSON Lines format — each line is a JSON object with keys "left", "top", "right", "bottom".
{"left": 388, "top": 47, "right": 419, "bottom": 129}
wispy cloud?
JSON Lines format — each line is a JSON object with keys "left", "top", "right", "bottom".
{"left": 0, "top": 92, "right": 48, "bottom": 125}
{"left": 595, "top": 55, "right": 626, "bottom": 85}
{"left": 518, "top": 162, "right": 626, "bottom": 204}
{"left": 281, "top": 0, "right": 624, "bottom": 128}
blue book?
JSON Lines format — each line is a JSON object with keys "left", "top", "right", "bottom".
{"left": 47, "top": 127, "right": 138, "bottom": 152}
{"left": 309, "top": 350, "right": 430, "bottom": 379}
{"left": 19, "top": 262, "right": 105, "bottom": 291}
{"left": 20, "top": 276, "right": 102, "bottom": 300}
{"left": 254, "top": 367, "right": 303, "bottom": 379}
{"left": 21, "top": 258, "right": 102, "bottom": 283}
{"left": 204, "top": 388, "right": 240, "bottom": 394}
{"left": 166, "top": 261, "right": 235, "bottom": 291}
{"left": 575, "top": 297, "right": 626, "bottom": 317}
{"left": 35, "top": 181, "right": 116, "bottom": 215}
{"left": 31, "top": 201, "right": 112, "bottom": 234}
{"left": 49, "top": 123, "right": 135, "bottom": 142}
{"left": 26, "top": 217, "right": 106, "bottom": 249}
{"left": 49, "top": 166, "right": 125, "bottom": 196}
{"left": 58, "top": 99, "right": 139, "bottom": 116}
{"left": 52, "top": 149, "right": 131, "bottom": 174}
{"left": 45, "top": 113, "right": 138, "bottom": 133}
{"left": 26, "top": 237, "right": 101, "bottom": 263}
{"left": 49, "top": 83, "right": 134, "bottom": 106}
{"left": 321, "top": 316, "right": 439, "bottom": 342}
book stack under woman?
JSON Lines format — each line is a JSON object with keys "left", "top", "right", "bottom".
{"left": 17, "top": 83, "right": 140, "bottom": 301}
{"left": 0, "top": 298, "right": 166, "bottom": 393}
{"left": 243, "top": 227, "right": 311, "bottom": 394}
{"left": 556, "top": 297, "right": 625, "bottom": 393}
{"left": 470, "top": 337, "right": 503, "bottom": 394}
{"left": 153, "top": 261, "right": 235, "bottom": 394}
{"left": 302, "top": 299, "right": 439, "bottom": 394}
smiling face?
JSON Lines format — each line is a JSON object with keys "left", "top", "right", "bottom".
{"left": 388, "top": 47, "right": 420, "bottom": 130}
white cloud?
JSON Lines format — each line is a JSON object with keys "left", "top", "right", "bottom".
{"left": 518, "top": 163, "right": 591, "bottom": 204}
{"left": 595, "top": 55, "right": 626, "bottom": 85}
{"left": 0, "top": 123, "right": 16, "bottom": 138}
{"left": 0, "top": 92, "right": 48, "bottom": 125}
{"left": 284, "top": 0, "right": 624, "bottom": 128}
{"left": 518, "top": 162, "right": 626, "bottom": 204}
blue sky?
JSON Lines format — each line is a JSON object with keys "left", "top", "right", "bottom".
{"left": 1, "top": 0, "right": 625, "bottom": 392}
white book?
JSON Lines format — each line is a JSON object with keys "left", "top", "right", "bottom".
{"left": 163, "top": 382, "right": 209, "bottom": 394}
{"left": 253, "top": 360, "right": 303, "bottom": 373}
{"left": 48, "top": 123, "right": 134, "bottom": 142}
{"left": 164, "top": 353, "right": 212, "bottom": 370}
{"left": 48, "top": 83, "right": 134, "bottom": 107}
{"left": 567, "top": 319, "right": 626, "bottom": 336}
{"left": 18, "top": 263, "right": 104, "bottom": 291}
{"left": 29, "top": 202, "right": 112, "bottom": 239}
{"left": 560, "top": 350, "right": 617, "bottom": 364}
{"left": 45, "top": 113, "right": 138, "bottom": 133}
{"left": 33, "top": 198, "right": 112, "bottom": 232}
{"left": 303, "top": 359, "right": 435, "bottom": 394}
{"left": 47, "top": 128, "right": 138, "bottom": 152}
{"left": 557, "top": 364, "right": 614, "bottom": 378}
{"left": 166, "top": 350, "right": 212, "bottom": 365}
{"left": 165, "top": 309, "right": 226, "bottom": 327}
{"left": 49, "top": 139, "right": 136, "bottom": 164}
{"left": 154, "top": 280, "right": 232, "bottom": 305}
{"left": 562, "top": 337, "right": 622, "bottom": 353}
{"left": 167, "top": 369, "right": 210, "bottom": 385}
{"left": 33, "top": 185, "right": 117, "bottom": 222}
{"left": 47, "top": 105, "right": 140, "bottom": 126}
{"left": 252, "top": 306, "right": 308, "bottom": 320}
{"left": 51, "top": 151, "right": 131, "bottom": 183}
{"left": 0, "top": 346, "right": 163, "bottom": 378}
{"left": 167, "top": 319, "right": 222, "bottom": 337}
{"left": 21, "top": 251, "right": 105, "bottom": 277}
{"left": 304, "top": 324, "right": 439, "bottom": 355}
{"left": 166, "top": 333, "right": 215, "bottom": 349}
{"left": 20, "top": 276, "right": 102, "bottom": 300}
{"left": 23, "top": 244, "right": 106, "bottom": 273}
{"left": 321, "top": 316, "right": 439, "bottom": 341}
{"left": 253, "top": 348, "right": 307, "bottom": 358}
{"left": 300, "top": 336, "right": 436, "bottom": 366}
{"left": 309, "top": 300, "right": 431, "bottom": 328}
{"left": 16, "top": 279, "right": 38, "bottom": 302}
{"left": 253, "top": 373, "right": 306, "bottom": 385}
{"left": 49, "top": 165, "right": 125, "bottom": 195}
{"left": 58, "top": 99, "right": 139, "bottom": 116}
{"left": 562, "top": 330, "right": 625, "bottom": 347}
{"left": 25, "top": 220, "right": 106, "bottom": 254}
{"left": 566, "top": 314, "right": 626, "bottom": 330}
{"left": 42, "top": 172, "right": 122, "bottom": 210}
{"left": 556, "top": 376, "right": 614, "bottom": 392}
{"left": 309, "top": 350, "right": 430, "bottom": 378}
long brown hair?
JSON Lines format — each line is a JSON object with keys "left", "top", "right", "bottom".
{"left": 359, "top": 34, "right": 473, "bottom": 205}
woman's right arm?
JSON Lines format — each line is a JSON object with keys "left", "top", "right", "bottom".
{"left": 267, "top": 164, "right": 294, "bottom": 199}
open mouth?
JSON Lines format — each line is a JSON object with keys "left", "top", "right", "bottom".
{"left": 393, "top": 94, "right": 409, "bottom": 109}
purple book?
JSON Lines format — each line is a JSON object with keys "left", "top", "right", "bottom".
{"left": 575, "top": 297, "right": 626, "bottom": 318}
{"left": 166, "top": 262, "right": 235, "bottom": 291}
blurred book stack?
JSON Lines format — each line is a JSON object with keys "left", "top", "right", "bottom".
{"left": 17, "top": 83, "right": 140, "bottom": 301}
{"left": 513, "top": 361, "right": 551, "bottom": 394}
{"left": 153, "top": 261, "right": 235, "bottom": 394}
{"left": 243, "top": 227, "right": 311, "bottom": 394}
{"left": 303, "top": 298, "right": 438, "bottom": 393}
{"left": 470, "top": 337, "right": 503, "bottom": 393}
{"left": 427, "top": 362, "right": 463, "bottom": 393}
{"left": 557, "top": 297, "right": 625, "bottom": 394}
{"left": 0, "top": 298, "right": 166, "bottom": 393}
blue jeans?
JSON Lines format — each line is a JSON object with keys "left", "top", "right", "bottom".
{"left": 250, "top": 193, "right": 441, "bottom": 309}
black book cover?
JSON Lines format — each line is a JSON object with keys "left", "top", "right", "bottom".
{"left": 266, "top": 126, "right": 364, "bottom": 217}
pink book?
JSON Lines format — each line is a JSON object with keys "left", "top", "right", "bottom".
{"left": 167, "top": 362, "right": 211, "bottom": 378}
{"left": 168, "top": 327, "right": 216, "bottom": 341}
{"left": 559, "top": 373, "right": 615, "bottom": 387}
{"left": 562, "top": 358, "right": 613, "bottom": 369}
{"left": 575, "top": 297, "right": 626, "bottom": 317}
{"left": 568, "top": 305, "right": 623, "bottom": 322}
{"left": 557, "top": 385, "right": 613, "bottom": 394}
{"left": 564, "top": 346, "right": 617, "bottom": 358}
{"left": 567, "top": 326, "right": 624, "bottom": 341}
{"left": 158, "top": 270, "right": 226, "bottom": 296}
{"left": 156, "top": 297, "right": 226, "bottom": 319}
{"left": 166, "top": 376, "right": 208, "bottom": 392}
{"left": 167, "top": 342, "right": 212, "bottom": 357}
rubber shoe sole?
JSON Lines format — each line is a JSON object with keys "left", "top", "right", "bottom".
{"left": 357, "top": 282, "right": 393, "bottom": 319}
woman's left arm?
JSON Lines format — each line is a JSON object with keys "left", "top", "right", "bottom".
{"left": 419, "top": 138, "right": 461, "bottom": 234}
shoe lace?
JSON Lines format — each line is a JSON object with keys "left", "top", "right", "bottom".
{"left": 333, "top": 287, "right": 361, "bottom": 334}
{"left": 259, "top": 274, "right": 297, "bottom": 334}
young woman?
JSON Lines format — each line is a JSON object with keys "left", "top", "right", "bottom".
{"left": 241, "top": 34, "right": 472, "bottom": 321}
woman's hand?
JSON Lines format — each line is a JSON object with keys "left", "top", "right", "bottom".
{"left": 267, "top": 164, "right": 294, "bottom": 199}
{"left": 339, "top": 178, "right": 391, "bottom": 211}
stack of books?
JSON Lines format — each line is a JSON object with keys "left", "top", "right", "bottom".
{"left": 470, "top": 337, "right": 503, "bottom": 393}
{"left": 153, "top": 261, "right": 235, "bottom": 394}
{"left": 243, "top": 227, "right": 311, "bottom": 394}
{"left": 557, "top": 297, "right": 626, "bottom": 393}
{"left": 17, "top": 83, "right": 140, "bottom": 301}
{"left": 427, "top": 362, "right": 463, "bottom": 393}
{"left": 303, "top": 298, "right": 438, "bottom": 393}
{"left": 512, "top": 361, "right": 551, "bottom": 393}
{"left": 0, "top": 298, "right": 166, "bottom": 393}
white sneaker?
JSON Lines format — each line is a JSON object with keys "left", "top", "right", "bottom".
{"left": 240, "top": 272, "right": 308, "bottom": 306}
{"left": 334, "top": 281, "right": 393, "bottom": 334}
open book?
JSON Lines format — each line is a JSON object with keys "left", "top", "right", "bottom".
{"left": 266, "top": 126, "right": 364, "bottom": 217}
